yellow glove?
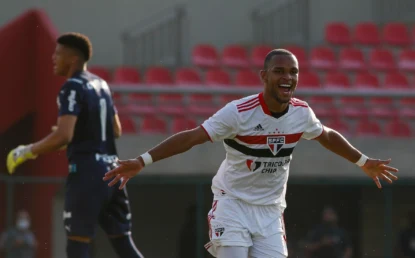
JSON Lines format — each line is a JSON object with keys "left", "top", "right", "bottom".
{"left": 7, "top": 145, "right": 37, "bottom": 174}
{"left": 52, "top": 126, "right": 67, "bottom": 150}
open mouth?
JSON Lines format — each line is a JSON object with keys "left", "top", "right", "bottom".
{"left": 278, "top": 84, "right": 292, "bottom": 95}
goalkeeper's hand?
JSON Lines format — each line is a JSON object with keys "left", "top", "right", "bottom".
{"left": 7, "top": 145, "right": 37, "bottom": 174}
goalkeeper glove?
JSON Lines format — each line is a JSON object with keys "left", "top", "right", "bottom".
{"left": 7, "top": 144, "right": 37, "bottom": 174}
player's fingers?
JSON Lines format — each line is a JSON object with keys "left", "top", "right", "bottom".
{"left": 383, "top": 171, "right": 398, "bottom": 181}
{"left": 119, "top": 177, "right": 129, "bottom": 190}
{"left": 379, "top": 173, "right": 393, "bottom": 184}
{"left": 108, "top": 174, "right": 122, "bottom": 187}
{"left": 381, "top": 165, "right": 399, "bottom": 173}
{"left": 373, "top": 177, "right": 382, "bottom": 189}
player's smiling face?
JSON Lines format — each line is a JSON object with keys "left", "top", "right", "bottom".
{"left": 261, "top": 54, "right": 299, "bottom": 104}
{"left": 52, "top": 44, "right": 73, "bottom": 76}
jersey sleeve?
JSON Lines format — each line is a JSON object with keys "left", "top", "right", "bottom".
{"left": 201, "top": 103, "right": 239, "bottom": 142}
{"left": 58, "top": 80, "right": 84, "bottom": 116}
{"left": 301, "top": 106, "right": 324, "bottom": 140}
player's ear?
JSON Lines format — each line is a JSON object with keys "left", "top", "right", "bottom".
{"left": 259, "top": 70, "right": 267, "bottom": 83}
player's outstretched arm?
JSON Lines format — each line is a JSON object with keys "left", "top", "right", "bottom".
{"left": 6, "top": 115, "right": 76, "bottom": 174}
{"left": 314, "top": 126, "right": 398, "bottom": 188}
{"left": 103, "top": 126, "right": 210, "bottom": 189}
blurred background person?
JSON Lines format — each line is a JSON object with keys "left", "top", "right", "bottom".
{"left": 304, "top": 206, "right": 352, "bottom": 258}
{"left": 0, "top": 210, "right": 37, "bottom": 258}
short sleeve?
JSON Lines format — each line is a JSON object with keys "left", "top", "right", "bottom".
{"left": 201, "top": 103, "right": 239, "bottom": 142}
{"left": 301, "top": 106, "right": 324, "bottom": 140}
{"left": 58, "top": 80, "right": 84, "bottom": 116}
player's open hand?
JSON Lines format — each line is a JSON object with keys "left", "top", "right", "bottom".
{"left": 361, "top": 158, "right": 398, "bottom": 189}
{"left": 103, "top": 158, "right": 144, "bottom": 189}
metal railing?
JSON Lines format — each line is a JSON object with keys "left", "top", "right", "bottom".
{"left": 371, "top": 0, "right": 415, "bottom": 24}
{"left": 251, "top": 0, "right": 310, "bottom": 47}
{"left": 121, "top": 5, "right": 187, "bottom": 67}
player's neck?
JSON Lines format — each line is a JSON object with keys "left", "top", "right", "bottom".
{"left": 66, "top": 64, "right": 87, "bottom": 78}
{"left": 263, "top": 92, "right": 289, "bottom": 113}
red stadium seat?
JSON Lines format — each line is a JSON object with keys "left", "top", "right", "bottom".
{"left": 89, "top": 66, "right": 112, "bottom": 82}
{"left": 323, "top": 72, "right": 350, "bottom": 89}
{"left": 368, "top": 48, "right": 396, "bottom": 71}
{"left": 251, "top": 45, "right": 273, "bottom": 68}
{"left": 205, "top": 69, "right": 231, "bottom": 86}
{"left": 354, "top": 22, "right": 381, "bottom": 46}
{"left": 355, "top": 119, "right": 382, "bottom": 137}
{"left": 118, "top": 116, "right": 137, "bottom": 134}
{"left": 192, "top": 44, "right": 219, "bottom": 68}
{"left": 399, "top": 97, "right": 415, "bottom": 119}
{"left": 283, "top": 45, "right": 308, "bottom": 69}
{"left": 338, "top": 47, "right": 366, "bottom": 71}
{"left": 385, "top": 120, "right": 412, "bottom": 137}
{"left": 398, "top": 49, "right": 415, "bottom": 72}
{"left": 235, "top": 69, "right": 261, "bottom": 87}
{"left": 300, "top": 72, "right": 321, "bottom": 88}
{"left": 354, "top": 72, "right": 380, "bottom": 89}
{"left": 139, "top": 117, "right": 167, "bottom": 135}
{"left": 369, "top": 97, "right": 396, "bottom": 119}
{"left": 382, "top": 22, "right": 411, "bottom": 47}
{"left": 325, "top": 22, "right": 352, "bottom": 45}
{"left": 171, "top": 117, "right": 197, "bottom": 133}
{"left": 113, "top": 66, "right": 140, "bottom": 84}
{"left": 144, "top": 67, "right": 173, "bottom": 85}
{"left": 325, "top": 119, "right": 351, "bottom": 136}
{"left": 309, "top": 46, "right": 336, "bottom": 70}
{"left": 222, "top": 45, "right": 249, "bottom": 68}
{"left": 383, "top": 72, "right": 410, "bottom": 89}
{"left": 175, "top": 68, "right": 202, "bottom": 85}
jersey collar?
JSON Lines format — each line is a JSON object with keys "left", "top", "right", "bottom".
{"left": 258, "top": 92, "right": 271, "bottom": 116}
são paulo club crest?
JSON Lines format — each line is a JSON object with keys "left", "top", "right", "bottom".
{"left": 267, "top": 136, "right": 285, "bottom": 155}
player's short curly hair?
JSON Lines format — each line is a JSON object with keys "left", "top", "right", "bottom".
{"left": 57, "top": 32, "right": 93, "bottom": 61}
{"left": 263, "top": 49, "right": 294, "bottom": 70}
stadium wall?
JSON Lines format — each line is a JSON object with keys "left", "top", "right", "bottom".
{"left": 1, "top": 0, "right": 373, "bottom": 66}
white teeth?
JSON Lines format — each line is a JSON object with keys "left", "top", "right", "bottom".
{"left": 279, "top": 84, "right": 291, "bottom": 88}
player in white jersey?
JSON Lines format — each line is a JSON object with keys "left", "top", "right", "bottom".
{"left": 103, "top": 49, "right": 399, "bottom": 258}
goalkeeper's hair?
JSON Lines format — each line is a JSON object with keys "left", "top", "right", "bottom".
{"left": 57, "top": 32, "right": 93, "bottom": 62}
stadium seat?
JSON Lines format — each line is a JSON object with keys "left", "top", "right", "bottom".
{"left": 325, "top": 119, "right": 350, "bottom": 136}
{"left": 323, "top": 72, "right": 350, "bottom": 89}
{"left": 89, "top": 66, "right": 112, "bottom": 82}
{"left": 299, "top": 71, "right": 321, "bottom": 88}
{"left": 205, "top": 69, "right": 231, "bottom": 86}
{"left": 399, "top": 97, "right": 415, "bottom": 119}
{"left": 139, "top": 117, "right": 167, "bottom": 135}
{"left": 383, "top": 72, "right": 410, "bottom": 89}
{"left": 192, "top": 44, "right": 219, "bottom": 68}
{"left": 311, "top": 102, "right": 338, "bottom": 119}
{"left": 369, "top": 97, "right": 396, "bottom": 119}
{"left": 354, "top": 22, "right": 381, "bottom": 46}
{"left": 397, "top": 49, "right": 415, "bottom": 72}
{"left": 251, "top": 45, "right": 273, "bottom": 68}
{"left": 235, "top": 69, "right": 261, "bottom": 87}
{"left": 338, "top": 47, "right": 366, "bottom": 71}
{"left": 355, "top": 119, "right": 382, "bottom": 137}
{"left": 385, "top": 120, "right": 412, "bottom": 137}
{"left": 222, "top": 45, "right": 249, "bottom": 68}
{"left": 144, "top": 67, "right": 173, "bottom": 85}
{"left": 113, "top": 66, "right": 140, "bottom": 84}
{"left": 382, "top": 22, "right": 411, "bottom": 47}
{"left": 368, "top": 48, "right": 396, "bottom": 71}
{"left": 309, "top": 46, "right": 336, "bottom": 70}
{"left": 175, "top": 68, "right": 202, "bottom": 85}
{"left": 118, "top": 116, "right": 137, "bottom": 134}
{"left": 354, "top": 72, "right": 380, "bottom": 89}
{"left": 325, "top": 22, "right": 352, "bottom": 45}
{"left": 171, "top": 117, "right": 197, "bottom": 133}
{"left": 283, "top": 45, "right": 308, "bottom": 69}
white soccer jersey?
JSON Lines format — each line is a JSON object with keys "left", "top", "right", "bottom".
{"left": 201, "top": 92, "right": 324, "bottom": 207}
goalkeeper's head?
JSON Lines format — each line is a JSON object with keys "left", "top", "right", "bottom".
{"left": 52, "top": 32, "right": 93, "bottom": 77}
